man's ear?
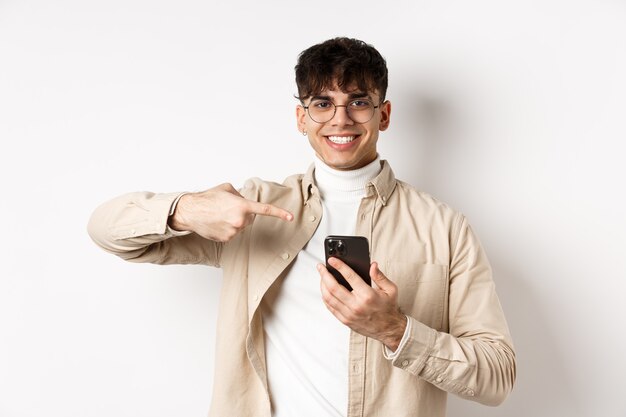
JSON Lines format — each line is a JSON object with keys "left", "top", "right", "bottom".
{"left": 378, "top": 100, "right": 391, "bottom": 131}
{"left": 296, "top": 105, "right": 307, "bottom": 134}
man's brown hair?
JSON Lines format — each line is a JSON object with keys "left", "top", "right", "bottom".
{"left": 295, "top": 37, "right": 388, "bottom": 102}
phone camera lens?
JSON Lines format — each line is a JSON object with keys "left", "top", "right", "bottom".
{"left": 337, "top": 240, "right": 346, "bottom": 256}
{"left": 328, "top": 240, "right": 336, "bottom": 255}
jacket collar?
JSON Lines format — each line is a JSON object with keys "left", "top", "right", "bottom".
{"left": 301, "top": 159, "right": 397, "bottom": 206}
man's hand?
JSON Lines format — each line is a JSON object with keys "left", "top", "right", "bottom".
{"left": 318, "top": 258, "right": 408, "bottom": 351}
{"left": 168, "top": 183, "right": 293, "bottom": 242}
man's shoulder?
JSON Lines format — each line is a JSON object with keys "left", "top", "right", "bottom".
{"left": 393, "top": 178, "right": 454, "bottom": 207}
{"left": 393, "top": 178, "right": 462, "bottom": 218}
{"left": 240, "top": 172, "right": 306, "bottom": 202}
{"left": 242, "top": 172, "right": 304, "bottom": 190}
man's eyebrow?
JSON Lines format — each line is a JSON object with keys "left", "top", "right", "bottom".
{"left": 311, "top": 95, "right": 331, "bottom": 101}
{"left": 347, "top": 92, "right": 371, "bottom": 99}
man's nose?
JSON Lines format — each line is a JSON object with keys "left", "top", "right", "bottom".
{"left": 331, "top": 105, "right": 355, "bottom": 126}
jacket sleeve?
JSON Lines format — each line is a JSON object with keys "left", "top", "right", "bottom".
{"left": 389, "top": 215, "right": 516, "bottom": 406}
{"left": 87, "top": 191, "right": 222, "bottom": 266}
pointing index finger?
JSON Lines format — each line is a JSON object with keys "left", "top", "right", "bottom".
{"left": 246, "top": 200, "right": 294, "bottom": 221}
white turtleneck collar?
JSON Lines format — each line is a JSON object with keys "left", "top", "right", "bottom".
{"left": 314, "top": 155, "right": 382, "bottom": 202}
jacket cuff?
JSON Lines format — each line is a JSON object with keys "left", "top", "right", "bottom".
{"left": 166, "top": 192, "right": 191, "bottom": 237}
{"left": 109, "top": 192, "right": 190, "bottom": 240}
{"left": 388, "top": 316, "right": 437, "bottom": 375}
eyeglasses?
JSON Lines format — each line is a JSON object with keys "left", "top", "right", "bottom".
{"left": 303, "top": 98, "right": 381, "bottom": 124}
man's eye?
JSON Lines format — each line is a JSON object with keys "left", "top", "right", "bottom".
{"left": 350, "top": 100, "right": 371, "bottom": 108}
{"left": 313, "top": 101, "right": 333, "bottom": 109}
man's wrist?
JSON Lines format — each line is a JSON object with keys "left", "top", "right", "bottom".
{"left": 383, "top": 315, "right": 411, "bottom": 359}
{"left": 168, "top": 193, "right": 191, "bottom": 232}
{"left": 383, "top": 313, "right": 408, "bottom": 352}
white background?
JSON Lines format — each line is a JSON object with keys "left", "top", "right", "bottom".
{"left": 1, "top": 1, "right": 625, "bottom": 416}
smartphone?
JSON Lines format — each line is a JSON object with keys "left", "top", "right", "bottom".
{"left": 324, "top": 235, "right": 371, "bottom": 291}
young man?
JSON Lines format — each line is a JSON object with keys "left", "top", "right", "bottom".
{"left": 88, "top": 37, "right": 516, "bottom": 417}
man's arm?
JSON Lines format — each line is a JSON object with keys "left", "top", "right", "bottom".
{"left": 318, "top": 218, "right": 516, "bottom": 406}
{"left": 87, "top": 183, "right": 293, "bottom": 265}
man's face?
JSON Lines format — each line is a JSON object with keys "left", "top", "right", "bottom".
{"left": 296, "top": 86, "right": 391, "bottom": 171}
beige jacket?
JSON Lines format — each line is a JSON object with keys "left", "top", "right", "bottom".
{"left": 88, "top": 161, "right": 515, "bottom": 417}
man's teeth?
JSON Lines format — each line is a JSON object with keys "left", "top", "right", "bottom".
{"left": 327, "top": 136, "right": 356, "bottom": 144}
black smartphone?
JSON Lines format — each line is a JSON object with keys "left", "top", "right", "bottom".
{"left": 324, "top": 235, "right": 371, "bottom": 291}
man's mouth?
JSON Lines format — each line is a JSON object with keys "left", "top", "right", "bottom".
{"left": 327, "top": 135, "right": 358, "bottom": 144}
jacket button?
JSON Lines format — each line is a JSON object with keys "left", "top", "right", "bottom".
{"left": 309, "top": 215, "right": 316, "bottom": 222}
{"left": 281, "top": 252, "right": 290, "bottom": 260}
{"left": 401, "top": 360, "right": 409, "bottom": 367}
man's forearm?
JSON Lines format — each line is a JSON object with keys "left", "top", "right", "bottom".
{"left": 87, "top": 191, "right": 221, "bottom": 265}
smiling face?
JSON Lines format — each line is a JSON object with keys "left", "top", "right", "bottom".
{"left": 297, "top": 87, "right": 391, "bottom": 171}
